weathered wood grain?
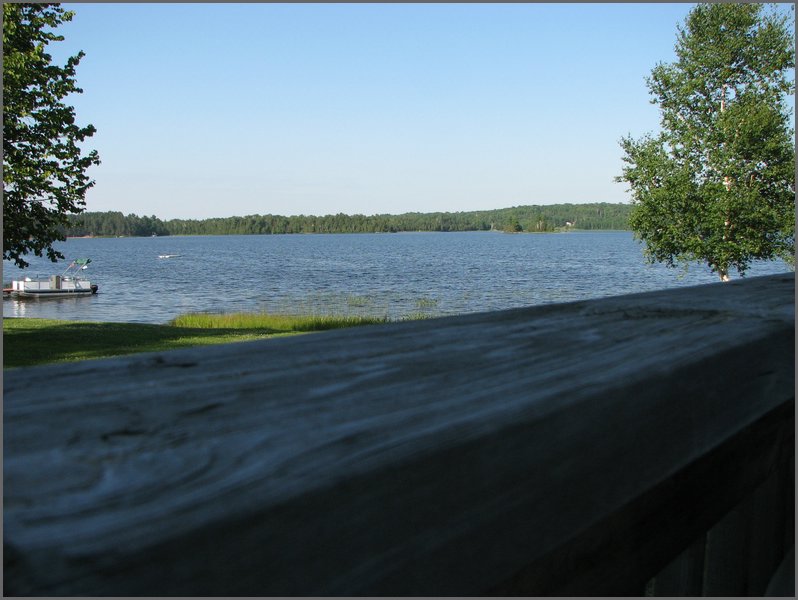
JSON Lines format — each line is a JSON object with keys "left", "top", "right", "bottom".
{"left": 4, "top": 273, "right": 794, "bottom": 595}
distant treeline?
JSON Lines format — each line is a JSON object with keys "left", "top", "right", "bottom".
{"left": 64, "top": 203, "right": 632, "bottom": 237}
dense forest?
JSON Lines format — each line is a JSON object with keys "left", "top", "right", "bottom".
{"left": 64, "top": 203, "right": 632, "bottom": 238}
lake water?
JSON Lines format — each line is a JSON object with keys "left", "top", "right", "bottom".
{"left": 3, "top": 231, "right": 792, "bottom": 325}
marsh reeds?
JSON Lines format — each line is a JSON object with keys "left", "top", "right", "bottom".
{"left": 169, "top": 312, "right": 390, "bottom": 332}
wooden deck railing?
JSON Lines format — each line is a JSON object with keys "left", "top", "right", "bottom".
{"left": 4, "top": 273, "right": 794, "bottom": 596}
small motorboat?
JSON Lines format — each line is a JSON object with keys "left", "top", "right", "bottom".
{"left": 157, "top": 254, "right": 181, "bottom": 259}
{"left": 8, "top": 258, "right": 99, "bottom": 298}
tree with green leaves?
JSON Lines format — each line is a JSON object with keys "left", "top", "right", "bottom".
{"left": 3, "top": 3, "right": 100, "bottom": 268}
{"left": 618, "top": 3, "right": 795, "bottom": 281}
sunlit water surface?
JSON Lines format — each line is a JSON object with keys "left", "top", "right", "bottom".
{"left": 3, "top": 231, "right": 791, "bottom": 324}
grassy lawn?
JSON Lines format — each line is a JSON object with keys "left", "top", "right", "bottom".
{"left": 3, "top": 313, "right": 391, "bottom": 369}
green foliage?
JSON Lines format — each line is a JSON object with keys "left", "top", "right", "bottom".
{"left": 3, "top": 4, "right": 100, "bottom": 268}
{"left": 618, "top": 3, "right": 795, "bottom": 280}
{"left": 168, "top": 312, "right": 390, "bottom": 332}
{"left": 504, "top": 219, "right": 523, "bottom": 233}
{"left": 64, "top": 203, "right": 633, "bottom": 237}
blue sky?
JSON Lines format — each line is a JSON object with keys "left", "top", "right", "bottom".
{"left": 52, "top": 3, "right": 706, "bottom": 220}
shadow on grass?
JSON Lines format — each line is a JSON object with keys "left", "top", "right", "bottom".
{"left": 3, "top": 320, "right": 286, "bottom": 369}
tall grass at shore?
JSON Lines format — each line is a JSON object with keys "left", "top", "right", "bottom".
{"left": 4, "top": 310, "right": 427, "bottom": 368}
{"left": 169, "top": 312, "right": 390, "bottom": 332}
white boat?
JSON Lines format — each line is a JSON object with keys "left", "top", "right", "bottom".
{"left": 8, "top": 258, "right": 99, "bottom": 298}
